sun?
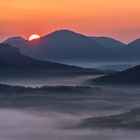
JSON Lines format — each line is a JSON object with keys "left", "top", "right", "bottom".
{"left": 29, "top": 34, "right": 40, "bottom": 41}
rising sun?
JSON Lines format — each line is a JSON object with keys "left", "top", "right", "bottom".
{"left": 29, "top": 34, "right": 40, "bottom": 41}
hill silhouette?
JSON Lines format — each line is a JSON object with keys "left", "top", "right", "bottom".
{"left": 90, "top": 65, "right": 140, "bottom": 85}
{"left": 4, "top": 29, "right": 129, "bottom": 61}
{"left": 4, "top": 29, "right": 140, "bottom": 62}
{"left": 89, "top": 36, "right": 126, "bottom": 48}
{"left": 0, "top": 43, "right": 105, "bottom": 76}
{"left": 128, "top": 38, "right": 140, "bottom": 48}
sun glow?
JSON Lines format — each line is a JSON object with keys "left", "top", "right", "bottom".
{"left": 29, "top": 34, "right": 40, "bottom": 41}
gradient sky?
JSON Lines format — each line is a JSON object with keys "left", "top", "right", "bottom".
{"left": 0, "top": 0, "right": 140, "bottom": 42}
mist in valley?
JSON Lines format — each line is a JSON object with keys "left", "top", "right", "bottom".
{"left": 1, "top": 71, "right": 140, "bottom": 140}
{"left": 1, "top": 0, "right": 140, "bottom": 139}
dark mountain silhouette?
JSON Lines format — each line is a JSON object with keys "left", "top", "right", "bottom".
{"left": 0, "top": 59, "right": 15, "bottom": 69}
{"left": 89, "top": 36, "right": 126, "bottom": 48}
{"left": 126, "top": 39, "right": 140, "bottom": 60}
{"left": 36, "top": 30, "right": 109, "bottom": 60}
{"left": 127, "top": 38, "right": 140, "bottom": 48}
{"left": 4, "top": 30, "right": 126, "bottom": 61}
{"left": 5, "top": 36, "right": 28, "bottom": 45}
{"left": 5, "top": 37, "right": 30, "bottom": 50}
{"left": 4, "top": 29, "right": 140, "bottom": 61}
{"left": 90, "top": 36, "right": 127, "bottom": 60}
{"left": 0, "top": 43, "right": 105, "bottom": 75}
{"left": 4, "top": 36, "right": 34, "bottom": 57}
{"left": 89, "top": 65, "right": 140, "bottom": 84}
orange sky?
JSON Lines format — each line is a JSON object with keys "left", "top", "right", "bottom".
{"left": 0, "top": 0, "right": 140, "bottom": 42}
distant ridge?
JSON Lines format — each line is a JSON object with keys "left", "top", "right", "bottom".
{"left": 127, "top": 38, "right": 140, "bottom": 48}
{"left": 89, "top": 36, "right": 126, "bottom": 48}
{"left": 0, "top": 43, "right": 105, "bottom": 76}
{"left": 3, "top": 29, "right": 140, "bottom": 61}
{"left": 5, "top": 30, "right": 106, "bottom": 60}
{"left": 89, "top": 65, "right": 140, "bottom": 85}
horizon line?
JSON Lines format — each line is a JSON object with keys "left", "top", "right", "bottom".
{"left": 1, "top": 29, "right": 139, "bottom": 44}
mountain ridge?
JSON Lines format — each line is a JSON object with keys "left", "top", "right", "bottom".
{"left": 89, "top": 65, "right": 140, "bottom": 85}
{"left": 3, "top": 29, "right": 140, "bottom": 61}
{"left": 0, "top": 43, "right": 106, "bottom": 77}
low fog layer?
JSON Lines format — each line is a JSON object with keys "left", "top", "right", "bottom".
{"left": 1, "top": 109, "right": 140, "bottom": 140}
{"left": 1, "top": 84, "right": 140, "bottom": 139}
{"left": 0, "top": 62, "right": 140, "bottom": 139}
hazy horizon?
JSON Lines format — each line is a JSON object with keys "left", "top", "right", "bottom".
{"left": 1, "top": 29, "right": 139, "bottom": 44}
{"left": 0, "top": 0, "right": 140, "bottom": 42}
